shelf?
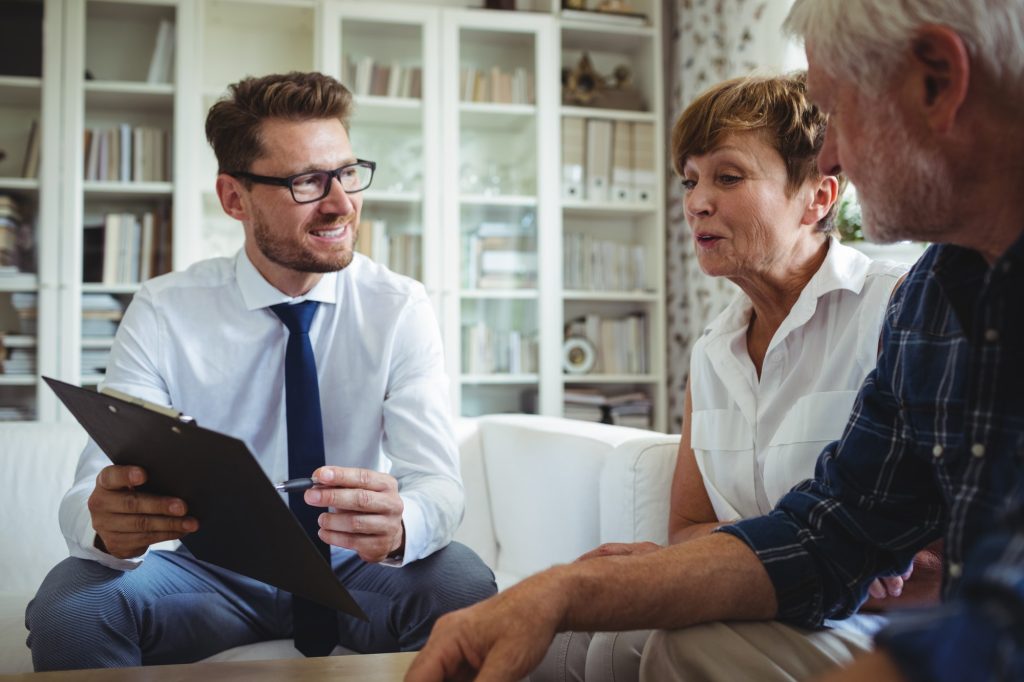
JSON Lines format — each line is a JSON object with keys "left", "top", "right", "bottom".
{"left": 81, "top": 283, "right": 140, "bottom": 295}
{"left": 353, "top": 96, "right": 423, "bottom": 126}
{"left": 461, "top": 374, "right": 539, "bottom": 385}
{"left": 80, "top": 374, "right": 106, "bottom": 386}
{"left": 562, "top": 200, "right": 657, "bottom": 217}
{"left": 0, "top": 76, "right": 42, "bottom": 107}
{"left": 85, "top": 81, "right": 175, "bottom": 113}
{"left": 0, "top": 376, "right": 36, "bottom": 387}
{"left": 560, "top": 106, "right": 656, "bottom": 123}
{"left": 364, "top": 190, "right": 422, "bottom": 205}
{"left": 81, "top": 337, "right": 116, "bottom": 349}
{"left": 564, "top": 374, "right": 659, "bottom": 384}
{"left": 460, "top": 194, "right": 536, "bottom": 207}
{"left": 561, "top": 23, "right": 656, "bottom": 53}
{"left": 1, "top": 335, "right": 36, "bottom": 349}
{"left": 563, "top": 290, "right": 659, "bottom": 302}
{"left": 0, "top": 274, "right": 39, "bottom": 291}
{"left": 83, "top": 181, "right": 173, "bottom": 199}
{"left": 0, "top": 178, "right": 40, "bottom": 192}
{"left": 461, "top": 289, "right": 538, "bottom": 299}
{"left": 459, "top": 102, "right": 535, "bottom": 129}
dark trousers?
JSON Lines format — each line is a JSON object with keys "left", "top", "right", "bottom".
{"left": 26, "top": 541, "right": 496, "bottom": 671}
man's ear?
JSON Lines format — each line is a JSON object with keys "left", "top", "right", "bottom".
{"left": 909, "top": 24, "right": 970, "bottom": 134}
{"left": 801, "top": 175, "right": 839, "bottom": 228}
{"left": 215, "top": 174, "right": 249, "bottom": 221}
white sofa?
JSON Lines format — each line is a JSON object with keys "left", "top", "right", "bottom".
{"left": 0, "top": 414, "right": 679, "bottom": 673}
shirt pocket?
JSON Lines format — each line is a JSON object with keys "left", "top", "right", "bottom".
{"left": 691, "top": 409, "right": 753, "bottom": 451}
{"left": 769, "top": 390, "right": 859, "bottom": 446}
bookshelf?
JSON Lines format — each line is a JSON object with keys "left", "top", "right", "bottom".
{"left": 21, "top": 0, "right": 669, "bottom": 431}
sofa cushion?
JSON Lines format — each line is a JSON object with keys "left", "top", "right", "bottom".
{"left": 599, "top": 437, "right": 680, "bottom": 545}
{"left": 0, "top": 423, "right": 88, "bottom": 595}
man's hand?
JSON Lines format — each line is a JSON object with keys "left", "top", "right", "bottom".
{"left": 405, "top": 570, "right": 568, "bottom": 682}
{"left": 575, "top": 541, "right": 661, "bottom": 562}
{"left": 307, "top": 466, "right": 404, "bottom": 563}
{"left": 88, "top": 465, "right": 198, "bottom": 559}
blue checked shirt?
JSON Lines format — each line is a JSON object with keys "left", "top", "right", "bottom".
{"left": 722, "top": 236, "right": 1024, "bottom": 682}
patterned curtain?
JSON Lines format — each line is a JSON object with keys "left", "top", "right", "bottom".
{"left": 663, "top": 0, "right": 801, "bottom": 430}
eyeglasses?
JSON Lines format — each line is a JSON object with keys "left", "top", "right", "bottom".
{"left": 228, "top": 159, "right": 377, "bottom": 204}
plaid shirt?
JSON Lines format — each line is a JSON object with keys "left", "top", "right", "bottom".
{"left": 723, "top": 235, "right": 1024, "bottom": 682}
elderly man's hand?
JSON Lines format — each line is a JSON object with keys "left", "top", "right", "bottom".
{"left": 405, "top": 570, "right": 568, "bottom": 682}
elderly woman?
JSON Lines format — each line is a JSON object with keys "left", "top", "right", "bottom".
{"left": 531, "top": 73, "right": 940, "bottom": 682}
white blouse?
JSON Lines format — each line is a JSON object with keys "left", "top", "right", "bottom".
{"left": 690, "top": 239, "right": 908, "bottom": 521}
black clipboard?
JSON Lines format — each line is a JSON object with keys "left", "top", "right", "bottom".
{"left": 44, "top": 377, "right": 367, "bottom": 621}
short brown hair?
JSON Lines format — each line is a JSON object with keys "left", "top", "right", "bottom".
{"left": 670, "top": 72, "right": 845, "bottom": 232}
{"left": 205, "top": 71, "right": 354, "bottom": 175}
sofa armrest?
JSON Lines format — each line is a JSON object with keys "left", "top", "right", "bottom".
{"left": 452, "top": 417, "right": 498, "bottom": 569}
{"left": 599, "top": 435, "right": 681, "bottom": 546}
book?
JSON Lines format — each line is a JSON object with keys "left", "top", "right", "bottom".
{"left": 21, "top": 120, "right": 40, "bottom": 179}
{"left": 146, "top": 19, "right": 175, "bottom": 84}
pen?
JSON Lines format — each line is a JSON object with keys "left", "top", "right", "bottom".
{"left": 274, "top": 477, "right": 319, "bottom": 493}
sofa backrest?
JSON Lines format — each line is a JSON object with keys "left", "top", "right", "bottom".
{"left": 600, "top": 436, "right": 680, "bottom": 545}
{"left": 0, "top": 422, "right": 87, "bottom": 595}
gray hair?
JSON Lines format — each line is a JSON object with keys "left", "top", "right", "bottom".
{"left": 784, "top": 0, "right": 1024, "bottom": 95}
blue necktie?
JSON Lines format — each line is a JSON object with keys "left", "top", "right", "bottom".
{"left": 270, "top": 300, "right": 338, "bottom": 657}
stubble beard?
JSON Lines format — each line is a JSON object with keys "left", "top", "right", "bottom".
{"left": 252, "top": 207, "right": 356, "bottom": 274}
{"left": 857, "top": 101, "right": 956, "bottom": 245}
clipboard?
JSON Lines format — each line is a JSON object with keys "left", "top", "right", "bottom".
{"left": 44, "top": 377, "right": 367, "bottom": 621}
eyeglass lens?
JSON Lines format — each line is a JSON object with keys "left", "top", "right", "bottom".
{"left": 291, "top": 164, "right": 372, "bottom": 201}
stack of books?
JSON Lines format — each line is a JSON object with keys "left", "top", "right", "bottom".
{"left": 461, "top": 321, "right": 538, "bottom": 375}
{"left": 460, "top": 66, "right": 534, "bottom": 104}
{"left": 81, "top": 294, "right": 124, "bottom": 338}
{"left": 465, "top": 222, "right": 537, "bottom": 290}
{"left": 563, "top": 233, "right": 647, "bottom": 291}
{"left": 1, "top": 346, "right": 36, "bottom": 375}
{"left": 83, "top": 125, "right": 171, "bottom": 183}
{"left": 10, "top": 293, "right": 36, "bottom": 335}
{"left": 564, "top": 387, "right": 652, "bottom": 428}
{"left": 83, "top": 210, "right": 172, "bottom": 285}
{"left": 562, "top": 118, "right": 656, "bottom": 203}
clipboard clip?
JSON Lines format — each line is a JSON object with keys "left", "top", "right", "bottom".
{"left": 99, "top": 386, "right": 197, "bottom": 425}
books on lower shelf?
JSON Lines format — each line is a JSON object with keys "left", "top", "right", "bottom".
{"left": 342, "top": 55, "right": 422, "bottom": 99}
{"left": 10, "top": 292, "right": 37, "bottom": 335}
{"left": 565, "top": 312, "right": 647, "bottom": 374}
{"left": 1, "top": 346, "right": 36, "bottom": 375}
{"left": 461, "top": 321, "right": 538, "bottom": 375}
{"left": 564, "top": 387, "right": 652, "bottom": 428}
{"left": 81, "top": 294, "right": 125, "bottom": 338}
{"left": 355, "top": 220, "right": 423, "bottom": 281}
{"left": 83, "top": 125, "right": 170, "bottom": 183}
{"left": 0, "top": 194, "right": 35, "bottom": 276}
{"left": 563, "top": 232, "right": 647, "bottom": 291}
{"left": 83, "top": 210, "right": 172, "bottom": 285}
{"left": 466, "top": 222, "right": 537, "bottom": 289}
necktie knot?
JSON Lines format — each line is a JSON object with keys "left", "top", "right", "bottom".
{"left": 271, "top": 300, "right": 319, "bottom": 335}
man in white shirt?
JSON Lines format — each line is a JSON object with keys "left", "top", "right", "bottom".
{"left": 25, "top": 71, "right": 496, "bottom": 671}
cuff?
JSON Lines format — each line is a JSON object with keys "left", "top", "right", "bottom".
{"left": 718, "top": 513, "right": 825, "bottom": 627}
{"left": 384, "top": 495, "right": 426, "bottom": 567}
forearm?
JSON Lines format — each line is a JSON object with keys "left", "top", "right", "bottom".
{"left": 556, "top": 532, "right": 777, "bottom": 633}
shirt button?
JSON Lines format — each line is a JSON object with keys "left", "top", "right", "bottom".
{"left": 948, "top": 562, "right": 963, "bottom": 579}
{"left": 984, "top": 329, "right": 999, "bottom": 342}
{"left": 971, "top": 443, "right": 986, "bottom": 457}
{"left": 932, "top": 444, "right": 944, "bottom": 457}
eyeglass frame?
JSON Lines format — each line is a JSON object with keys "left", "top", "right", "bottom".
{"left": 226, "top": 159, "right": 377, "bottom": 204}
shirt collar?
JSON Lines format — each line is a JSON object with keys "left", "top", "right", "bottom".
{"left": 703, "top": 237, "right": 871, "bottom": 344}
{"left": 234, "top": 248, "right": 339, "bottom": 311}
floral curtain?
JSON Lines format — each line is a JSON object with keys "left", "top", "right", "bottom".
{"left": 663, "top": 0, "right": 801, "bottom": 430}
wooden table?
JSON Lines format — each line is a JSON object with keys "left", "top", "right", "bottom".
{"left": 5, "top": 652, "right": 417, "bottom": 681}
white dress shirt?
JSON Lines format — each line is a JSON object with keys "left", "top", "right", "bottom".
{"left": 60, "top": 251, "right": 462, "bottom": 571}
{"left": 690, "top": 239, "right": 908, "bottom": 521}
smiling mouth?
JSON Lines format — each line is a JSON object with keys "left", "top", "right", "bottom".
{"left": 310, "top": 225, "right": 348, "bottom": 239}
{"left": 696, "top": 234, "right": 722, "bottom": 243}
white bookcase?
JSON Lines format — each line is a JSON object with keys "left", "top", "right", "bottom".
{"left": 11, "top": 0, "right": 670, "bottom": 431}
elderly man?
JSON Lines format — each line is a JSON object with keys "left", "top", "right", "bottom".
{"left": 405, "top": 1, "right": 1024, "bottom": 681}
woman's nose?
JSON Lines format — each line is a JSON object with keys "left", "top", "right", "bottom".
{"left": 684, "top": 182, "right": 712, "bottom": 218}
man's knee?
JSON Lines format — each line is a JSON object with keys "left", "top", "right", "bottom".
{"left": 26, "top": 558, "right": 139, "bottom": 670}
{"left": 409, "top": 541, "right": 497, "bottom": 611}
